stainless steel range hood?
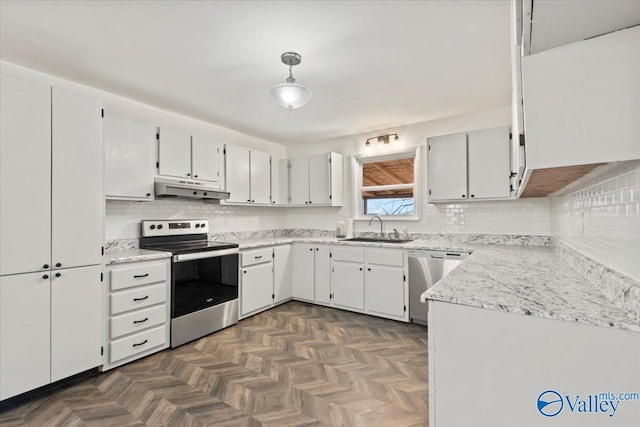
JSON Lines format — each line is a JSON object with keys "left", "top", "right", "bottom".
{"left": 154, "top": 176, "right": 230, "bottom": 201}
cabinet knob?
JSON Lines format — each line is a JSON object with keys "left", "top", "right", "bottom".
{"left": 359, "top": 267, "right": 363, "bottom": 271}
{"left": 186, "top": 173, "right": 191, "bottom": 176}
{"left": 309, "top": 201, "right": 312, "bottom": 204}
{"left": 56, "top": 263, "right": 62, "bottom": 268}
{"left": 43, "top": 264, "right": 49, "bottom": 269}
{"left": 146, "top": 193, "right": 151, "bottom": 197}
{"left": 272, "top": 201, "right": 275, "bottom": 204}
{"left": 42, "top": 274, "right": 49, "bottom": 279}
{"left": 309, "top": 248, "right": 313, "bottom": 251}
{"left": 243, "top": 270, "right": 247, "bottom": 274}
{"left": 470, "top": 194, "right": 475, "bottom": 198}
{"left": 315, "top": 248, "right": 319, "bottom": 251}
{"left": 251, "top": 200, "right": 255, "bottom": 203}
{"left": 462, "top": 194, "right": 466, "bottom": 198}
{"left": 55, "top": 272, "right": 61, "bottom": 278}
{"left": 367, "top": 268, "right": 371, "bottom": 271}
{"left": 247, "top": 199, "right": 251, "bottom": 202}
{"left": 194, "top": 175, "right": 198, "bottom": 178}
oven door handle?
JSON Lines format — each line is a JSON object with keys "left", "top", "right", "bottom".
{"left": 173, "top": 248, "right": 239, "bottom": 263}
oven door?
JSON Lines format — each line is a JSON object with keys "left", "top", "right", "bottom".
{"left": 171, "top": 249, "right": 239, "bottom": 319}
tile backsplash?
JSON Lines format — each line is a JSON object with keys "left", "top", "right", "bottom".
{"left": 551, "top": 160, "right": 640, "bottom": 283}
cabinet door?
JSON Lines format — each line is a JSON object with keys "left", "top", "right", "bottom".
{"left": 0, "top": 272, "right": 51, "bottom": 400}
{"left": 365, "top": 265, "right": 405, "bottom": 319}
{"left": 225, "top": 144, "right": 251, "bottom": 203}
{"left": 51, "top": 88, "right": 103, "bottom": 269}
{"left": 271, "top": 156, "right": 289, "bottom": 205}
{"left": 309, "top": 153, "right": 331, "bottom": 205}
{"left": 274, "top": 245, "right": 292, "bottom": 304}
{"left": 289, "top": 157, "right": 309, "bottom": 205}
{"left": 51, "top": 265, "right": 101, "bottom": 382}
{"left": 192, "top": 137, "right": 223, "bottom": 185}
{"left": 250, "top": 150, "right": 271, "bottom": 204}
{"left": 103, "top": 115, "right": 155, "bottom": 200}
{"left": 292, "top": 244, "right": 315, "bottom": 302}
{"left": 0, "top": 73, "right": 52, "bottom": 276}
{"left": 467, "top": 127, "right": 511, "bottom": 199}
{"left": 241, "top": 261, "right": 274, "bottom": 316}
{"left": 158, "top": 128, "right": 191, "bottom": 178}
{"left": 332, "top": 261, "right": 365, "bottom": 311}
{"left": 428, "top": 133, "right": 468, "bottom": 201}
{"left": 314, "top": 246, "right": 332, "bottom": 305}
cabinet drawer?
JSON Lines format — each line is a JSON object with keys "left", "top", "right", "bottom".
{"left": 110, "top": 304, "right": 166, "bottom": 339}
{"left": 366, "top": 249, "right": 405, "bottom": 267}
{"left": 110, "top": 283, "right": 166, "bottom": 315}
{"left": 109, "top": 325, "right": 166, "bottom": 363}
{"left": 110, "top": 262, "right": 166, "bottom": 291}
{"left": 332, "top": 247, "right": 364, "bottom": 263}
{"left": 241, "top": 247, "right": 272, "bottom": 267}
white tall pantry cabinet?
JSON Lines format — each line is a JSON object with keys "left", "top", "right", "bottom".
{"left": 0, "top": 72, "right": 103, "bottom": 400}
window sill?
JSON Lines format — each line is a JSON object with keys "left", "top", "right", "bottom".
{"left": 354, "top": 215, "right": 420, "bottom": 222}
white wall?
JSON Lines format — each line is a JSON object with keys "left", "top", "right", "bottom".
{"left": 286, "top": 106, "right": 552, "bottom": 236}
{"left": 551, "top": 160, "right": 640, "bottom": 282}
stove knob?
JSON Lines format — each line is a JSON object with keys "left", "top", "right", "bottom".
{"left": 195, "top": 224, "right": 200, "bottom": 228}
{"left": 200, "top": 223, "right": 206, "bottom": 228}
{"left": 157, "top": 224, "right": 163, "bottom": 230}
{"left": 149, "top": 225, "right": 156, "bottom": 230}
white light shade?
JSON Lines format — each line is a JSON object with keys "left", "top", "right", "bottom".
{"left": 270, "top": 83, "right": 313, "bottom": 109}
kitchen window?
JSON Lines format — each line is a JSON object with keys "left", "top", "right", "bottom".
{"left": 355, "top": 148, "right": 420, "bottom": 220}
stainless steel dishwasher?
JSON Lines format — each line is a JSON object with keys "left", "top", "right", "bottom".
{"left": 408, "top": 250, "right": 470, "bottom": 325}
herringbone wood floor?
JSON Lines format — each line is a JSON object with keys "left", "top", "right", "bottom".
{"left": 0, "top": 302, "right": 428, "bottom": 427}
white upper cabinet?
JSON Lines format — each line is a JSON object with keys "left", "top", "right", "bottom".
{"left": 428, "top": 127, "right": 512, "bottom": 202}
{"left": 158, "top": 128, "right": 191, "bottom": 178}
{"left": 104, "top": 115, "right": 155, "bottom": 201}
{"left": 250, "top": 150, "right": 271, "bottom": 204}
{"left": 428, "top": 133, "right": 467, "bottom": 201}
{"left": 224, "top": 144, "right": 271, "bottom": 205}
{"left": 289, "top": 153, "right": 343, "bottom": 206}
{"left": 270, "top": 156, "right": 289, "bottom": 205}
{"left": 51, "top": 87, "right": 103, "bottom": 269}
{"left": 0, "top": 73, "right": 52, "bottom": 276}
{"left": 225, "top": 143, "right": 251, "bottom": 203}
{"left": 191, "top": 137, "right": 224, "bottom": 184}
{"left": 522, "top": 26, "right": 640, "bottom": 170}
{"left": 467, "top": 127, "right": 511, "bottom": 199}
{"left": 289, "top": 157, "right": 310, "bottom": 205}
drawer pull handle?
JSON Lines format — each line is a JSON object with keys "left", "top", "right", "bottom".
{"left": 133, "top": 273, "right": 149, "bottom": 278}
{"left": 133, "top": 296, "right": 149, "bottom": 302}
{"left": 133, "top": 317, "right": 148, "bottom": 324}
{"left": 254, "top": 255, "right": 262, "bottom": 259}
{"left": 132, "top": 339, "right": 148, "bottom": 347}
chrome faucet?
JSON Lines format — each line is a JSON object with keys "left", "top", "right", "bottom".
{"left": 392, "top": 228, "right": 400, "bottom": 240}
{"left": 368, "top": 215, "right": 383, "bottom": 235}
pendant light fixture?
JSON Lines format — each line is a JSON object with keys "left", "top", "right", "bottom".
{"left": 271, "top": 52, "right": 313, "bottom": 109}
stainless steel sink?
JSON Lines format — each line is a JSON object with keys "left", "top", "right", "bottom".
{"left": 341, "top": 237, "right": 414, "bottom": 244}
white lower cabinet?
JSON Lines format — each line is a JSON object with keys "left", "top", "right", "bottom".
{"left": 0, "top": 265, "right": 102, "bottom": 400}
{"left": 332, "top": 261, "right": 365, "bottom": 311}
{"left": 240, "top": 245, "right": 293, "bottom": 319}
{"left": 365, "top": 265, "right": 406, "bottom": 320}
{"left": 0, "top": 272, "right": 51, "bottom": 400}
{"left": 313, "top": 246, "right": 332, "bottom": 305}
{"left": 51, "top": 265, "right": 102, "bottom": 382}
{"left": 103, "top": 259, "right": 171, "bottom": 371}
{"left": 292, "top": 244, "right": 316, "bottom": 302}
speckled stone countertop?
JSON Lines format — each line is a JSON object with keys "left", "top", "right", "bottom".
{"left": 104, "top": 233, "right": 639, "bottom": 332}
{"left": 104, "top": 248, "right": 172, "bottom": 265}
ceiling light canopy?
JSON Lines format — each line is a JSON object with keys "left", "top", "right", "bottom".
{"left": 271, "top": 52, "right": 313, "bottom": 109}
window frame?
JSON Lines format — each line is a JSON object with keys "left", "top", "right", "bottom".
{"left": 352, "top": 146, "right": 422, "bottom": 222}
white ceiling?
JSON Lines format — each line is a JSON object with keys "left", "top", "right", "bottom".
{"left": 0, "top": 1, "right": 512, "bottom": 144}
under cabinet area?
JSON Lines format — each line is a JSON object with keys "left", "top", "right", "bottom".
{"left": 240, "top": 245, "right": 293, "bottom": 318}
{"left": 103, "top": 259, "right": 171, "bottom": 371}
{"left": 428, "top": 126, "right": 511, "bottom": 202}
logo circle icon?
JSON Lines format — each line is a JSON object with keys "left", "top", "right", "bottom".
{"left": 537, "top": 390, "right": 563, "bottom": 417}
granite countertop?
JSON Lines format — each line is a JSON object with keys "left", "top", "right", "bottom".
{"left": 105, "top": 248, "right": 172, "bottom": 265}
{"left": 104, "top": 235, "right": 639, "bottom": 332}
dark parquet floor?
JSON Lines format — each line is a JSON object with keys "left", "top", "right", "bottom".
{"left": 0, "top": 302, "right": 428, "bottom": 426}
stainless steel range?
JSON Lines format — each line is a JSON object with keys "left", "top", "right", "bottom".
{"left": 140, "top": 219, "right": 239, "bottom": 347}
